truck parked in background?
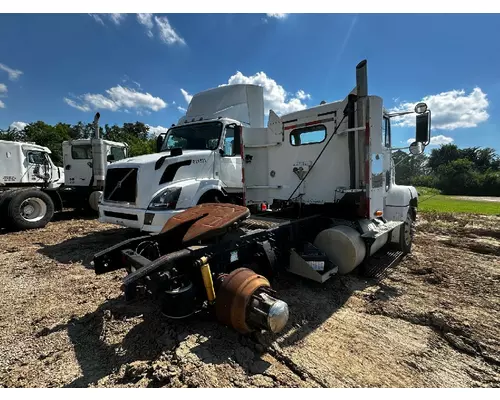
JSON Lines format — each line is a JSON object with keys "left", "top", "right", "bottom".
{"left": 0, "top": 113, "right": 128, "bottom": 231}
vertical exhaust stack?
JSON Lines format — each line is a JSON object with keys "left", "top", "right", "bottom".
{"left": 355, "top": 60, "right": 368, "bottom": 188}
{"left": 91, "top": 112, "right": 106, "bottom": 190}
{"left": 355, "top": 60, "right": 371, "bottom": 218}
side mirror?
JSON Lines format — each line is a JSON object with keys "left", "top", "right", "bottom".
{"left": 409, "top": 141, "right": 424, "bottom": 155}
{"left": 415, "top": 103, "right": 431, "bottom": 144}
{"left": 107, "top": 154, "right": 115, "bottom": 162}
{"left": 232, "top": 125, "right": 242, "bottom": 156}
{"left": 156, "top": 133, "right": 166, "bottom": 153}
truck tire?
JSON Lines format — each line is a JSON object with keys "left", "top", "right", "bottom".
{"left": 7, "top": 189, "right": 55, "bottom": 231}
{"left": 398, "top": 208, "right": 416, "bottom": 254}
{"left": 0, "top": 189, "right": 22, "bottom": 228}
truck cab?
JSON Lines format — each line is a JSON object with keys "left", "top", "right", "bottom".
{"left": 98, "top": 117, "right": 244, "bottom": 232}
{"left": 98, "top": 84, "right": 263, "bottom": 233}
{"left": 0, "top": 140, "right": 64, "bottom": 189}
{"left": 62, "top": 138, "right": 128, "bottom": 188}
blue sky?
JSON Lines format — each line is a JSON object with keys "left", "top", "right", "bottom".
{"left": 1, "top": 13, "right": 499, "bottom": 152}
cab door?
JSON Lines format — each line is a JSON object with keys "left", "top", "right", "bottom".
{"left": 27, "top": 151, "right": 51, "bottom": 183}
{"left": 64, "top": 143, "right": 93, "bottom": 187}
{"left": 218, "top": 125, "right": 242, "bottom": 190}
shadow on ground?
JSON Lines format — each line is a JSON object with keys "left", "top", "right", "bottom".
{"left": 36, "top": 226, "right": 140, "bottom": 267}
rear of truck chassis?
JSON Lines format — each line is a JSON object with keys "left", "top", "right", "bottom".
{"left": 93, "top": 201, "right": 407, "bottom": 335}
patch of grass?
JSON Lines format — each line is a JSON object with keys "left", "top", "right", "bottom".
{"left": 415, "top": 187, "right": 500, "bottom": 215}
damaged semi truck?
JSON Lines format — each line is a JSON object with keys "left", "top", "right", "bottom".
{"left": 93, "top": 60, "right": 431, "bottom": 336}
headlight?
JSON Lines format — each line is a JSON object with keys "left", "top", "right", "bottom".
{"left": 148, "top": 187, "right": 182, "bottom": 210}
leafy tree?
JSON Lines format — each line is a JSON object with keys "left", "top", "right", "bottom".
{"left": 393, "top": 150, "right": 429, "bottom": 185}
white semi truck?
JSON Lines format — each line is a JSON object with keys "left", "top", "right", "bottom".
{"left": 0, "top": 113, "right": 128, "bottom": 231}
{"left": 98, "top": 84, "right": 263, "bottom": 233}
{"left": 93, "top": 59, "right": 432, "bottom": 335}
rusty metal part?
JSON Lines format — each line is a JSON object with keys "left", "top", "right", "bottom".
{"left": 160, "top": 203, "right": 250, "bottom": 243}
{"left": 215, "top": 268, "right": 271, "bottom": 333}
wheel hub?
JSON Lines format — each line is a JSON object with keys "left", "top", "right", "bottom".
{"left": 23, "top": 204, "right": 35, "bottom": 216}
{"left": 19, "top": 198, "right": 47, "bottom": 222}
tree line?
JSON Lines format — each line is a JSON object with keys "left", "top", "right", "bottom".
{"left": 1, "top": 121, "right": 499, "bottom": 196}
{"left": 0, "top": 121, "right": 158, "bottom": 165}
{"left": 394, "top": 144, "right": 500, "bottom": 196}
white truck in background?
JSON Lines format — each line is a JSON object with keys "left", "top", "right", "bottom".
{"left": 0, "top": 113, "right": 128, "bottom": 231}
{"left": 98, "top": 84, "right": 263, "bottom": 233}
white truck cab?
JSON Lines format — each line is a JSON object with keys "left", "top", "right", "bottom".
{"left": 0, "top": 140, "right": 64, "bottom": 189}
{"left": 98, "top": 84, "right": 264, "bottom": 233}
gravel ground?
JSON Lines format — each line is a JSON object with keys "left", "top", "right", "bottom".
{"left": 0, "top": 210, "right": 499, "bottom": 388}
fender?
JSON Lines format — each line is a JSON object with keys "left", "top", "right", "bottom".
{"left": 384, "top": 183, "right": 418, "bottom": 222}
{"left": 192, "top": 180, "right": 225, "bottom": 205}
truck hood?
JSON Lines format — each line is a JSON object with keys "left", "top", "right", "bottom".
{"left": 109, "top": 150, "right": 212, "bottom": 169}
{"left": 104, "top": 149, "right": 215, "bottom": 207}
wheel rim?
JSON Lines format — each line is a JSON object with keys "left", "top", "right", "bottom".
{"left": 20, "top": 198, "right": 47, "bottom": 222}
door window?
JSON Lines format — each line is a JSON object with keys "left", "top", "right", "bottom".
{"left": 72, "top": 145, "right": 92, "bottom": 159}
{"left": 110, "top": 146, "right": 127, "bottom": 162}
{"left": 28, "top": 151, "right": 47, "bottom": 165}
{"left": 223, "top": 126, "right": 236, "bottom": 156}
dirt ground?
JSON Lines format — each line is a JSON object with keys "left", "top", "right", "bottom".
{"left": 0, "top": 210, "right": 499, "bottom": 388}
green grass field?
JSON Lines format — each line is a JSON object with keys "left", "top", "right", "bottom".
{"left": 416, "top": 187, "right": 500, "bottom": 215}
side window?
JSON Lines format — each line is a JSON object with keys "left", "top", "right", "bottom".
{"left": 290, "top": 125, "right": 327, "bottom": 146}
{"left": 110, "top": 146, "right": 126, "bottom": 162}
{"left": 383, "top": 117, "right": 391, "bottom": 148}
{"left": 223, "top": 126, "right": 236, "bottom": 156}
{"left": 72, "top": 145, "right": 92, "bottom": 159}
{"left": 28, "top": 151, "right": 47, "bottom": 165}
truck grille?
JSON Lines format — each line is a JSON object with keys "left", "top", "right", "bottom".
{"left": 103, "top": 167, "right": 138, "bottom": 203}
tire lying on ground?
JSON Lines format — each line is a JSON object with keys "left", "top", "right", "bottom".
{"left": 6, "top": 189, "right": 55, "bottom": 231}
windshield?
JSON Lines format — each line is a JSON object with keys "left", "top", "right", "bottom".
{"left": 161, "top": 121, "right": 223, "bottom": 152}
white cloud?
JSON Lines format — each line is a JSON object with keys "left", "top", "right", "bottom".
{"left": 110, "top": 13, "right": 126, "bottom": 25}
{"left": 106, "top": 86, "right": 166, "bottom": 111}
{"left": 89, "top": 13, "right": 126, "bottom": 26}
{"left": 9, "top": 121, "right": 27, "bottom": 131}
{"left": 89, "top": 13, "right": 104, "bottom": 25}
{"left": 64, "top": 85, "right": 167, "bottom": 113}
{"left": 64, "top": 97, "right": 91, "bottom": 112}
{"left": 407, "top": 134, "right": 454, "bottom": 146}
{"left": 137, "top": 13, "right": 154, "bottom": 37}
{"left": 177, "top": 106, "right": 187, "bottom": 113}
{"left": 0, "top": 63, "right": 23, "bottom": 81}
{"left": 180, "top": 88, "right": 193, "bottom": 104}
{"left": 266, "top": 13, "right": 289, "bottom": 19}
{"left": 84, "top": 93, "right": 119, "bottom": 111}
{"left": 154, "top": 16, "right": 186, "bottom": 46}
{"left": 295, "top": 90, "right": 311, "bottom": 100}
{"left": 391, "top": 88, "right": 489, "bottom": 130}
{"left": 0, "top": 100, "right": 5, "bottom": 108}
{"left": 221, "top": 71, "right": 308, "bottom": 115}
{"left": 0, "top": 83, "right": 7, "bottom": 95}
{"left": 146, "top": 124, "right": 169, "bottom": 137}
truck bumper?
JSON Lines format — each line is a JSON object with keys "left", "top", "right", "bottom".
{"left": 98, "top": 204, "right": 186, "bottom": 234}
